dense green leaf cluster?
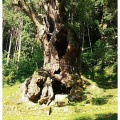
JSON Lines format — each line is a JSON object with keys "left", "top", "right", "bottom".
{"left": 81, "top": 0, "right": 117, "bottom": 88}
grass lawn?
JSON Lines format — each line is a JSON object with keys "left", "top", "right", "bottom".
{"left": 3, "top": 82, "right": 118, "bottom": 120}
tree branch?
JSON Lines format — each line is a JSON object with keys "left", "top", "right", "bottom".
{"left": 12, "top": 0, "right": 42, "bottom": 26}
{"left": 12, "top": 0, "right": 45, "bottom": 39}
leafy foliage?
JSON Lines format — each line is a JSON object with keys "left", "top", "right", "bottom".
{"left": 3, "top": 0, "right": 43, "bottom": 86}
{"left": 81, "top": 0, "right": 117, "bottom": 88}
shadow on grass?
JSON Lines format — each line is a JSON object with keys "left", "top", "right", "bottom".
{"left": 74, "top": 116, "right": 93, "bottom": 120}
{"left": 92, "top": 78, "right": 117, "bottom": 89}
{"left": 74, "top": 113, "right": 117, "bottom": 120}
{"left": 84, "top": 72, "right": 117, "bottom": 89}
{"left": 95, "top": 113, "right": 117, "bottom": 120}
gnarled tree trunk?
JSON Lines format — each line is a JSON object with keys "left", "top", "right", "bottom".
{"left": 13, "top": 0, "right": 85, "bottom": 105}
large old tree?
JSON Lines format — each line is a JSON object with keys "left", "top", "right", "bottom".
{"left": 12, "top": 0, "right": 85, "bottom": 104}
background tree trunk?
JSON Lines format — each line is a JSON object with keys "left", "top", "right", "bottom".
{"left": 7, "top": 33, "right": 12, "bottom": 65}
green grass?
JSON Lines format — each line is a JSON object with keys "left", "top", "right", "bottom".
{"left": 3, "top": 82, "right": 118, "bottom": 120}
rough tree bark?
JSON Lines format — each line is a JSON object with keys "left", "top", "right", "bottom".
{"left": 13, "top": 0, "right": 86, "bottom": 105}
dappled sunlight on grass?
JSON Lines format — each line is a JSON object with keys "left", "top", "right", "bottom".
{"left": 3, "top": 82, "right": 117, "bottom": 120}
